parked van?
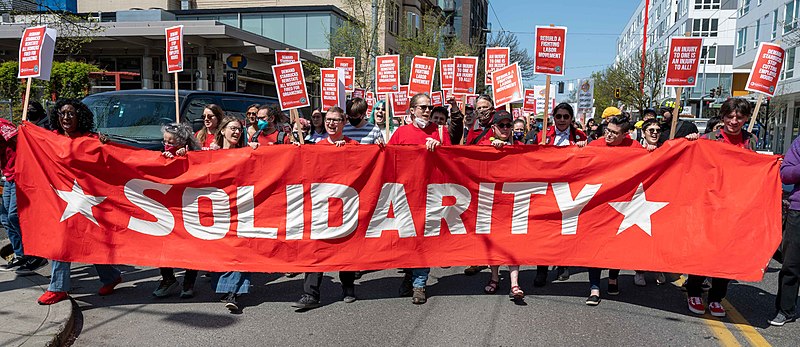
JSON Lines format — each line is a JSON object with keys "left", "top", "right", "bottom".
{"left": 83, "top": 90, "right": 277, "bottom": 150}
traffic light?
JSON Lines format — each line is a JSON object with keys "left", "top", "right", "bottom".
{"left": 709, "top": 88, "right": 716, "bottom": 98}
{"left": 558, "top": 81, "right": 565, "bottom": 94}
{"left": 716, "top": 86, "right": 722, "bottom": 97}
{"left": 614, "top": 88, "right": 621, "bottom": 99}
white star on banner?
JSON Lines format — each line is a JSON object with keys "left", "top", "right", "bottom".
{"left": 608, "top": 183, "right": 668, "bottom": 236}
{"left": 53, "top": 180, "right": 106, "bottom": 226}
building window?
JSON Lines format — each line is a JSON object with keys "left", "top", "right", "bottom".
{"left": 691, "top": 18, "right": 719, "bottom": 37}
{"left": 694, "top": 0, "right": 720, "bottom": 9}
{"left": 701, "top": 45, "right": 717, "bottom": 65}
{"left": 387, "top": 2, "right": 400, "bottom": 36}
{"left": 406, "top": 11, "right": 419, "bottom": 37}
{"left": 754, "top": 19, "right": 760, "bottom": 48}
{"left": 736, "top": 27, "right": 747, "bottom": 55}
{"left": 738, "top": 0, "right": 750, "bottom": 17}
{"left": 786, "top": 0, "right": 799, "bottom": 33}
{"left": 773, "top": 9, "right": 780, "bottom": 39}
{"left": 784, "top": 47, "right": 796, "bottom": 79}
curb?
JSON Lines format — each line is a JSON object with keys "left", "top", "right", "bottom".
{"left": 1, "top": 241, "right": 76, "bottom": 347}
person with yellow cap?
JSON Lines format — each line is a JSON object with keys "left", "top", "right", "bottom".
{"left": 658, "top": 100, "right": 698, "bottom": 144}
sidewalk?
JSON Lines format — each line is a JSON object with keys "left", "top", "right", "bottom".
{"left": 0, "top": 243, "right": 74, "bottom": 347}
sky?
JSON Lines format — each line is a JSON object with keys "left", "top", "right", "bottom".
{"left": 487, "top": 0, "right": 641, "bottom": 86}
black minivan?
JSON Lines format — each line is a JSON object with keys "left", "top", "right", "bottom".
{"left": 83, "top": 89, "right": 278, "bottom": 150}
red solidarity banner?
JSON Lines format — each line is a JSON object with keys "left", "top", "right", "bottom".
{"left": 523, "top": 89, "right": 537, "bottom": 113}
{"left": 333, "top": 57, "right": 356, "bottom": 92}
{"left": 275, "top": 50, "right": 300, "bottom": 65}
{"left": 271, "top": 61, "right": 310, "bottom": 111}
{"left": 453, "top": 56, "right": 479, "bottom": 94}
{"left": 440, "top": 58, "right": 455, "bottom": 89}
{"left": 534, "top": 26, "right": 567, "bottom": 75}
{"left": 408, "top": 56, "right": 437, "bottom": 96}
{"left": 165, "top": 25, "right": 184, "bottom": 73}
{"left": 485, "top": 47, "right": 510, "bottom": 85}
{"left": 665, "top": 37, "right": 703, "bottom": 87}
{"left": 391, "top": 85, "right": 410, "bottom": 116}
{"left": 491, "top": 63, "right": 523, "bottom": 107}
{"left": 375, "top": 55, "right": 400, "bottom": 94}
{"left": 746, "top": 42, "right": 785, "bottom": 97}
{"left": 16, "top": 125, "right": 781, "bottom": 280}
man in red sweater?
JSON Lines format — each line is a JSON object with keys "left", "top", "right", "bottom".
{"left": 588, "top": 114, "right": 643, "bottom": 148}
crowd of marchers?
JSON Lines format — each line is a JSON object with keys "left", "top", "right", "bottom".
{"left": 0, "top": 93, "right": 797, "bottom": 327}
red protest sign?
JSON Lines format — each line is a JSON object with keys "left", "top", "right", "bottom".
{"left": 352, "top": 88, "right": 366, "bottom": 100}
{"left": 377, "top": 93, "right": 388, "bottom": 102}
{"left": 392, "top": 85, "right": 410, "bottom": 116}
{"left": 453, "top": 56, "right": 479, "bottom": 95}
{"left": 440, "top": 58, "right": 455, "bottom": 89}
{"left": 485, "top": 47, "right": 510, "bottom": 85}
{"left": 665, "top": 37, "right": 704, "bottom": 87}
{"left": 746, "top": 42, "right": 786, "bottom": 97}
{"left": 275, "top": 50, "right": 300, "bottom": 65}
{"left": 512, "top": 108, "right": 522, "bottom": 119}
{"left": 366, "top": 91, "right": 375, "bottom": 114}
{"left": 431, "top": 91, "right": 444, "bottom": 106}
{"left": 408, "top": 56, "right": 437, "bottom": 96}
{"left": 534, "top": 26, "right": 567, "bottom": 75}
{"left": 165, "top": 25, "right": 184, "bottom": 73}
{"left": 333, "top": 57, "right": 356, "bottom": 92}
{"left": 466, "top": 94, "right": 479, "bottom": 106}
{"left": 523, "top": 89, "right": 537, "bottom": 113}
{"left": 443, "top": 89, "right": 452, "bottom": 102}
{"left": 320, "top": 68, "right": 345, "bottom": 111}
{"left": 271, "top": 61, "right": 310, "bottom": 111}
{"left": 376, "top": 55, "right": 400, "bottom": 94}
{"left": 491, "top": 63, "right": 523, "bottom": 107}
{"left": 18, "top": 26, "right": 56, "bottom": 80}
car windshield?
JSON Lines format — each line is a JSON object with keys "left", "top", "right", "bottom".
{"left": 84, "top": 94, "right": 183, "bottom": 140}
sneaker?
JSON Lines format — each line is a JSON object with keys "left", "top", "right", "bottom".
{"left": 412, "top": 287, "right": 427, "bottom": 305}
{"left": 585, "top": 294, "right": 601, "bottom": 306}
{"left": 2, "top": 256, "right": 26, "bottom": 271}
{"left": 533, "top": 269, "right": 548, "bottom": 287}
{"left": 607, "top": 281, "right": 619, "bottom": 296}
{"left": 292, "top": 294, "right": 320, "bottom": 310}
{"left": 180, "top": 288, "right": 195, "bottom": 299}
{"left": 656, "top": 273, "right": 667, "bottom": 285}
{"left": 768, "top": 312, "right": 796, "bottom": 326}
{"left": 342, "top": 286, "right": 356, "bottom": 303}
{"left": 634, "top": 273, "right": 646, "bottom": 287}
{"left": 399, "top": 273, "right": 413, "bottom": 297}
{"left": 556, "top": 267, "right": 570, "bottom": 281}
{"left": 14, "top": 257, "right": 48, "bottom": 276}
{"left": 224, "top": 293, "right": 239, "bottom": 312}
{"left": 285, "top": 272, "right": 299, "bottom": 278}
{"left": 708, "top": 302, "right": 726, "bottom": 317}
{"left": 152, "top": 280, "right": 179, "bottom": 297}
{"left": 702, "top": 279, "right": 711, "bottom": 292}
{"left": 688, "top": 296, "right": 705, "bottom": 314}
{"left": 463, "top": 265, "right": 487, "bottom": 276}
{"left": 38, "top": 291, "right": 68, "bottom": 305}
{"left": 98, "top": 276, "right": 122, "bottom": 296}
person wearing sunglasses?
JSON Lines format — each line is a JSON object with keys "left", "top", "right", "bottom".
{"left": 195, "top": 104, "right": 223, "bottom": 149}
{"left": 368, "top": 100, "right": 395, "bottom": 140}
{"left": 641, "top": 118, "right": 662, "bottom": 152}
{"left": 464, "top": 95, "right": 496, "bottom": 145}
{"left": 244, "top": 104, "right": 260, "bottom": 140}
{"left": 542, "top": 103, "right": 587, "bottom": 147}
{"left": 343, "top": 97, "right": 384, "bottom": 144}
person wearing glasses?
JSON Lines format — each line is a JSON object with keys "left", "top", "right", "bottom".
{"left": 293, "top": 106, "right": 359, "bottom": 310}
{"left": 543, "top": 103, "right": 588, "bottom": 147}
{"left": 37, "top": 99, "right": 124, "bottom": 305}
{"left": 344, "top": 97, "right": 384, "bottom": 144}
{"left": 306, "top": 108, "right": 327, "bottom": 143}
{"left": 464, "top": 95, "right": 496, "bottom": 145}
{"left": 249, "top": 104, "right": 292, "bottom": 145}
{"left": 657, "top": 101, "right": 698, "bottom": 145}
{"left": 244, "top": 104, "right": 260, "bottom": 140}
{"left": 195, "top": 104, "right": 223, "bottom": 149}
{"left": 388, "top": 93, "right": 451, "bottom": 305}
{"left": 369, "top": 100, "right": 395, "bottom": 140}
{"left": 641, "top": 118, "right": 662, "bottom": 152}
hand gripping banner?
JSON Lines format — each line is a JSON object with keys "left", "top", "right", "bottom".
{"left": 16, "top": 125, "right": 781, "bottom": 280}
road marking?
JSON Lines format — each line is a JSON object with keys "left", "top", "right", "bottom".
{"left": 722, "top": 299, "right": 772, "bottom": 347}
{"left": 701, "top": 315, "right": 743, "bottom": 347}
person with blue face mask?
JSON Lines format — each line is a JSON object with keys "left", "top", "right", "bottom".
{"left": 512, "top": 118, "right": 526, "bottom": 142}
{"left": 250, "top": 104, "right": 291, "bottom": 145}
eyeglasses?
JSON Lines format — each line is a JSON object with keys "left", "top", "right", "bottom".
{"left": 375, "top": 108, "right": 386, "bottom": 111}
{"left": 554, "top": 114, "right": 571, "bottom": 120}
{"left": 58, "top": 111, "right": 77, "bottom": 119}
{"left": 416, "top": 105, "right": 434, "bottom": 111}
{"left": 646, "top": 128, "right": 661, "bottom": 134}
{"left": 496, "top": 123, "right": 513, "bottom": 129}
{"left": 246, "top": 112, "right": 257, "bottom": 116}
{"left": 604, "top": 128, "right": 621, "bottom": 136}
{"left": 225, "top": 126, "right": 242, "bottom": 132}
{"left": 325, "top": 118, "right": 343, "bottom": 123}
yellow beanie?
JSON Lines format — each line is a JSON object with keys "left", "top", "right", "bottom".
{"left": 602, "top": 106, "right": 622, "bottom": 119}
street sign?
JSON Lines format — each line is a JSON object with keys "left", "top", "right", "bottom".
{"left": 226, "top": 54, "right": 248, "bottom": 70}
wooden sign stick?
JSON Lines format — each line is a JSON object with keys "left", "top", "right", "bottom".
{"left": 21, "top": 77, "right": 32, "bottom": 121}
{"left": 669, "top": 86, "right": 683, "bottom": 140}
{"left": 290, "top": 108, "right": 305, "bottom": 145}
{"left": 174, "top": 72, "right": 180, "bottom": 123}
{"left": 747, "top": 94, "right": 765, "bottom": 133}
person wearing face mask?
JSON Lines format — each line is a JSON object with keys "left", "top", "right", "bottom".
{"left": 244, "top": 104, "right": 260, "bottom": 140}
{"left": 464, "top": 95, "right": 497, "bottom": 145}
{"left": 250, "top": 104, "right": 291, "bottom": 145}
{"left": 368, "top": 100, "right": 396, "bottom": 140}
{"left": 512, "top": 119, "right": 527, "bottom": 143}
{"left": 657, "top": 101, "right": 698, "bottom": 146}
{"left": 543, "top": 103, "right": 588, "bottom": 147}
{"left": 388, "top": 93, "right": 451, "bottom": 305}
{"left": 343, "top": 97, "right": 384, "bottom": 144}
{"left": 195, "top": 104, "right": 223, "bottom": 149}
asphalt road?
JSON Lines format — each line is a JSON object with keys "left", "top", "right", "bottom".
{"left": 49, "top": 261, "right": 798, "bottom": 346}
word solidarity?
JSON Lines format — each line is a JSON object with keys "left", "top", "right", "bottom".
{"left": 16, "top": 125, "right": 780, "bottom": 280}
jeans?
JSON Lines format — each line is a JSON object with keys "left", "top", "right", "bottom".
{"left": 588, "top": 268, "right": 620, "bottom": 290}
{"left": 216, "top": 272, "right": 251, "bottom": 295}
{"left": 160, "top": 268, "right": 198, "bottom": 289}
{"left": 412, "top": 268, "right": 430, "bottom": 288}
{"left": 686, "top": 275, "right": 730, "bottom": 302}
{"left": 776, "top": 209, "right": 800, "bottom": 317}
{"left": 0, "top": 180, "right": 22, "bottom": 257}
{"left": 48, "top": 260, "right": 121, "bottom": 292}
{"left": 303, "top": 271, "right": 356, "bottom": 299}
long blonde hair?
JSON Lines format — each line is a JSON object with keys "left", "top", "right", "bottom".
{"left": 195, "top": 104, "right": 224, "bottom": 144}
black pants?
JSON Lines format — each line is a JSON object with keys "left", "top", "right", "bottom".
{"left": 303, "top": 271, "right": 356, "bottom": 299}
{"left": 686, "top": 275, "right": 730, "bottom": 302}
{"left": 776, "top": 209, "right": 800, "bottom": 317}
{"left": 160, "top": 268, "right": 198, "bottom": 289}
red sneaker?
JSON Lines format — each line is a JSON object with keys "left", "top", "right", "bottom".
{"left": 38, "top": 291, "right": 68, "bottom": 305}
{"left": 98, "top": 276, "right": 122, "bottom": 296}
{"left": 708, "top": 302, "right": 726, "bottom": 317}
{"left": 687, "top": 296, "right": 705, "bottom": 315}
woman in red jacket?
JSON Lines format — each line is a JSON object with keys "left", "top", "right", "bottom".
{"left": 195, "top": 104, "right": 223, "bottom": 149}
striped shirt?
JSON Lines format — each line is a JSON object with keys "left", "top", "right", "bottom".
{"left": 342, "top": 122, "right": 384, "bottom": 144}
